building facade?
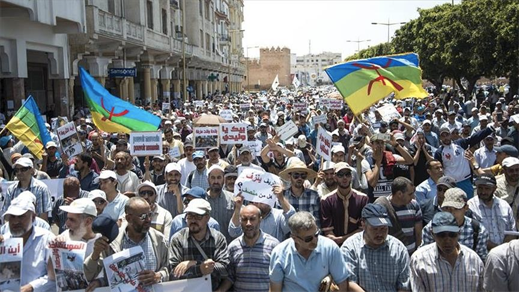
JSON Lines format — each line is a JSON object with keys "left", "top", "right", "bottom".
{"left": 245, "top": 46, "right": 290, "bottom": 91}
{"left": 0, "top": 0, "right": 245, "bottom": 120}
{"left": 291, "top": 52, "right": 342, "bottom": 87}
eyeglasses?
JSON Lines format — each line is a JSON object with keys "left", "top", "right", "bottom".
{"left": 435, "top": 232, "right": 458, "bottom": 238}
{"left": 295, "top": 229, "right": 320, "bottom": 243}
{"left": 93, "top": 199, "right": 106, "bottom": 205}
{"left": 139, "top": 190, "right": 155, "bottom": 197}
{"left": 336, "top": 171, "right": 352, "bottom": 178}
{"left": 14, "top": 167, "right": 31, "bottom": 173}
{"left": 129, "top": 212, "right": 153, "bottom": 221}
{"left": 291, "top": 173, "right": 307, "bottom": 179}
{"left": 186, "top": 213, "right": 206, "bottom": 220}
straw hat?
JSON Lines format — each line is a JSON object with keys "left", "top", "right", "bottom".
{"left": 279, "top": 158, "right": 317, "bottom": 181}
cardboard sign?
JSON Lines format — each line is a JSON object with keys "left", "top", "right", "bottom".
{"left": 376, "top": 103, "right": 402, "bottom": 122}
{"left": 49, "top": 241, "right": 88, "bottom": 291}
{"left": 57, "top": 122, "right": 83, "bottom": 158}
{"left": 293, "top": 102, "right": 306, "bottom": 112}
{"left": 234, "top": 168, "right": 281, "bottom": 207}
{"left": 129, "top": 131, "right": 163, "bottom": 156}
{"left": 243, "top": 140, "right": 263, "bottom": 157}
{"left": 162, "top": 102, "right": 170, "bottom": 111}
{"left": 312, "top": 114, "right": 327, "bottom": 126}
{"left": 103, "top": 246, "right": 146, "bottom": 292}
{"left": 316, "top": 127, "right": 332, "bottom": 161}
{"left": 240, "top": 103, "right": 251, "bottom": 111}
{"left": 193, "top": 100, "right": 205, "bottom": 108}
{"left": 219, "top": 109, "right": 233, "bottom": 121}
{"left": 194, "top": 127, "right": 219, "bottom": 149}
{"left": 220, "top": 123, "right": 247, "bottom": 144}
{"left": 169, "top": 147, "right": 181, "bottom": 158}
{"left": 277, "top": 120, "right": 299, "bottom": 141}
{"left": 327, "top": 98, "right": 343, "bottom": 110}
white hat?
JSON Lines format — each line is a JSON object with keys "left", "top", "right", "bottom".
{"left": 297, "top": 135, "right": 307, "bottom": 148}
{"left": 137, "top": 181, "right": 158, "bottom": 195}
{"left": 17, "top": 191, "right": 36, "bottom": 204}
{"left": 88, "top": 190, "right": 107, "bottom": 201}
{"left": 13, "top": 157, "right": 33, "bottom": 168}
{"left": 423, "top": 119, "right": 432, "bottom": 125}
{"left": 45, "top": 123, "right": 50, "bottom": 129}
{"left": 208, "top": 164, "right": 225, "bottom": 175}
{"left": 165, "top": 120, "right": 172, "bottom": 125}
{"left": 99, "top": 170, "right": 117, "bottom": 180}
{"left": 331, "top": 145, "right": 345, "bottom": 154}
{"left": 59, "top": 198, "right": 97, "bottom": 217}
{"left": 184, "top": 198, "right": 212, "bottom": 215}
{"left": 502, "top": 157, "right": 519, "bottom": 168}
{"left": 46, "top": 141, "right": 57, "bottom": 149}
{"left": 479, "top": 115, "right": 488, "bottom": 121}
{"left": 165, "top": 162, "right": 181, "bottom": 174}
{"left": 321, "top": 161, "right": 336, "bottom": 171}
{"left": 394, "top": 133, "right": 405, "bottom": 141}
{"left": 4, "top": 198, "right": 35, "bottom": 217}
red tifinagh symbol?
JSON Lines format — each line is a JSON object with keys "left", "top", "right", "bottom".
{"left": 100, "top": 97, "right": 129, "bottom": 121}
{"left": 352, "top": 59, "right": 403, "bottom": 95}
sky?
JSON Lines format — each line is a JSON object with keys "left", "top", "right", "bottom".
{"left": 242, "top": 0, "right": 459, "bottom": 59}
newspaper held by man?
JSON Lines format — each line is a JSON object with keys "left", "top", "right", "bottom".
{"left": 0, "top": 238, "right": 23, "bottom": 292}
{"left": 49, "top": 240, "right": 89, "bottom": 291}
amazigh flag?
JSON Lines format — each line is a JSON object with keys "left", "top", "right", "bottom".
{"left": 79, "top": 67, "right": 161, "bottom": 134}
{"left": 4, "top": 96, "right": 52, "bottom": 159}
{"left": 325, "top": 53, "right": 428, "bottom": 115}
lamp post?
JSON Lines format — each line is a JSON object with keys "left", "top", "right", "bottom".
{"left": 246, "top": 46, "right": 259, "bottom": 92}
{"left": 371, "top": 18, "right": 406, "bottom": 43}
{"left": 346, "top": 38, "right": 371, "bottom": 52}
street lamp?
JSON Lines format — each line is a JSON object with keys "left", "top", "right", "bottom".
{"left": 246, "top": 46, "right": 259, "bottom": 92}
{"left": 346, "top": 38, "right": 371, "bottom": 52}
{"left": 371, "top": 18, "right": 406, "bottom": 43}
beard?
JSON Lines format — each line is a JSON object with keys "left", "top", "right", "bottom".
{"left": 69, "top": 223, "right": 88, "bottom": 241}
{"left": 10, "top": 220, "right": 32, "bottom": 237}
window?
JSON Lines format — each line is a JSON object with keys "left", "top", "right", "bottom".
{"left": 108, "top": 0, "right": 115, "bottom": 14}
{"left": 162, "top": 9, "right": 167, "bottom": 34}
{"left": 199, "top": 0, "right": 203, "bottom": 16}
{"left": 200, "top": 29, "right": 204, "bottom": 48}
{"left": 205, "top": 1, "right": 210, "bottom": 20}
{"left": 205, "top": 32, "right": 210, "bottom": 52}
{"left": 147, "top": 1, "right": 153, "bottom": 29}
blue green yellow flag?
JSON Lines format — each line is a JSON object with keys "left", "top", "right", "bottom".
{"left": 5, "top": 96, "right": 52, "bottom": 159}
{"left": 79, "top": 67, "right": 161, "bottom": 134}
{"left": 325, "top": 53, "right": 428, "bottom": 115}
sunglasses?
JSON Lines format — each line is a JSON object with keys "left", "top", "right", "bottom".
{"left": 336, "top": 171, "right": 352, "bottom": 178}
{"left": 14, "top": 167, "right": 31, "bottom": 173}
{"left": 291, "top": 173, "right": 307, "bottom": 179}
{"left": 437, "top": 186, "right": 449, "bottom": 192}
{"left": 139, "top": 190, "right": 156, "bottom": 197}
{"left": 295, "top": 229, "right": 320, "bottom": 243}
{"left": 435, "top": 232, "right": 458, "bottom": 238}
{"left": 130, "top": 212, "right": 153, "bottom": 221}
{"left": 93, "top": 199, "right": 106, "bottom": 205}
{"left": 186, "top": 213, "right": 206, "bottom": 220}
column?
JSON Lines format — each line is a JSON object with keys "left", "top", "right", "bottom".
{"left": 94, "top": 76, "right": 106, "bottom": 86}
{"left": 151, "top": 79, "right": 158, "bottom": 104}
{"left": 208, "top": 81, "right": 213, "bottom": 95}
{"left": 203, "top": 80, "right": 208, "bottom": 97}
{"left": 6, "top": 78, "right": 25, "bottom": 111}
{"left": 173, "top": 79, "right": 181, "bottom": 100}
{"left": 196, "top": 81, "right": 203, "bottom": 100}
{"left": 143, "top": 66, "right": 151, "bottom": 104}
{"left": 162, "top": 79, "right": 171, "bottom": 103}
{"left": 52, "top": 79, "right": 68, "bottom": 117}
{"left": 128, "top": 77, "right": 135, "bottom": 104}
{"left": 68, "top": 77, "right": 75, "bottom": 119}
{"left": 121, "top": 78, "right": 128, "bottom": 101}
{"left": 116, "top": 78, "right": 124, "bottom": 99}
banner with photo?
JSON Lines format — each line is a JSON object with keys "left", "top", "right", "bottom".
{"left": 234, "top": 168, "right": 281, "bottom": 207}
{"left": 103, "top": 246, "right": 151, "bottom": 292}
{"left": 194, "top": 127, "right": 219, "bottom": 150}
{"left": 57, "top": 122, "right": 83, "bottom": 158}
{"left": 0, "top": 238, "right": 23, "bottom": 292}
{"left": 49, "top": 241, "right": 89, "bottom": 292}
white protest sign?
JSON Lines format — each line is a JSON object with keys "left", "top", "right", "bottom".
{"left": 194, "top": 100, "right": 205, "bottom": 108}
{"left": 327, "top": 98, "right": 344, "bottom": 110}
{"left": 312, "top": 114, "right": 327, "bottom": 126}
{"left": 376, "top": 103, "right": 402, "bottom": 122}
{"left": 162, "top": 102, "right": 170, "bottom": 111}
{"left": 169, "top": 146, "right": 181, "bottom": 158}
{"left": 319, "top": 98, "right": 330, "bottom": 109}
{"left": 57, "top": 122, "right": 83, "bottom": 158}
{"left": 234, "top": 168, "right": 281, "bottom": 207}
{"left": 194, "top": 127, "right": 219, "bottom": 149}
{"left": 219, "top": 109, "right": 234, "bottom": 121}
{"left": 129, "top": 131, "right": 163, "bottom": 156}
{"left": 243, "top": 140, "right": 263, "bottom": 157}
{"left": 0, "top": 238, "right": 23, "bottom": 292}
{"left": 316, "top": 127, "right": 332, "bottom": 161}
{"left": 293, "top": 102, "right": 306, "bottom": 112}
{"left": 220, "top": 123, "right": 247, "bottom": 144}
{"left": 240, "top": 103, "right": 251, "bottom": 111}
{"left": 277, "top": 120, "right": 299, "bottom": 141}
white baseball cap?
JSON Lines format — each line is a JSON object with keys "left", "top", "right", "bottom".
{"left": 502, "top": 157, "right": 519, "bottom": 168}
{"left": 17, "top": 191, "right": 36, "bottom": 204}
{"left": 184, "top": 198, "right": 212, "bottom": 215}
{"left": 59, "top": 198, "right": 97, "bottom": 217}
{"left": 99, "top": 170, "right": 117, "bottom": 180}
{"left": 13, "top": 157, "right": 33, "bottom": 168}
{"left": 208, "top": 164, "right": 224, "bottom": 175}
{"left": 165, "top": 162, "right": 181, "bottom": 173}
{"left": 88, "top": 190, "right": 107, "bottom": 201}
{"left": 4, "top": 197, "right": 35, "bottom": 217}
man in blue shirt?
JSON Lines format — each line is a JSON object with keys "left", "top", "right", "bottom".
{"left": 269, "top": 211, "right": 363, "bottom": 292}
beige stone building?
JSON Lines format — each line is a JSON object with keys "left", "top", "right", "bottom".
{"left": 245, "top": 47, "right": 290, "bottom": 91}
{"left": 0, "top": 0, "right": 245, "bottom": 119}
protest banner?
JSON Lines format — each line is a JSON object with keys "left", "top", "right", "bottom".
{"left": 319, "top": 98, "right": 329, "bottom": 109}
{"left": 193, "top": 100, "right": 205, "bottom": 108}
{"left": 103, "top": 246, "right": 149, "bottom": 292}
{"left": 49, "top": 241, "right": 89, "bottom": 292}
{"left": 219, "top": 109, "right": 233, "bottom": 121}
{"left": 376, "top": 103, "right": 402, "bottom": 122}
{"left": 254, "top": 102, "right": 264, "bottom": 110}
{"left": 240, "top": 103, "right": 251, "bottom": 111}
{"left": 316, "top": 127, "right": 332, "bottom": 161}
{"left": 161, "top": 102, "right": 170, "bottom": 112}
{"left": 194, "top": 127, "right": 219, "bottom": 149}
{"left": 243, "top": 140, "right": 262, "bottom": 157}
{"left": 168, "top": 146, "right": 181, "bottom": 159}
{"left": 234, "top": 168, "right": 281, "bottom": 207}
{"left": 293, "top": 102, "right": 306, "bottom": 112}
{"left": 220, "top": 123, "right": 247, "bottom": 144}
{"left": 277, "top": 120, "right": 299, "bottom": 141}
{"left": 311, "top": 114, "right": 327, "bottom": 126}
{"left": 0, "top": 179, "right": 65, "bottom": 215}
{"left": 57, "top": 122, "right": 83, "bottom": 158}
{"left": 327, "top": 98, "right": 343, "bottom": 110}
{"left": 129, "top": 131, "right": 162, "bottom": 156}
{"left": 0, "top": 238, "right": 23, "bottom": 292}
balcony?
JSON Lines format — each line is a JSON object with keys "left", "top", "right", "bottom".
{"left": 145, "top": 28, "right": 170, "bottom": 51}
{"left": 220, "top": 35, "right": 231, "bottom": 44}
{"left": 215, "top": 9, "right": 228, "bottom": 20}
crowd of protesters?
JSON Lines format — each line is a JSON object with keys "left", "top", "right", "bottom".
{"left": 0, "top": 85, "right": 518, "bottom": 291}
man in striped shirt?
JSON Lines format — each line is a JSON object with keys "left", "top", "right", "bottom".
{"left": 411, "top": 212, "right": 484, "bottom": 292}
{"left": 220, "top": 205, "right": 280, "bottom": 292}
